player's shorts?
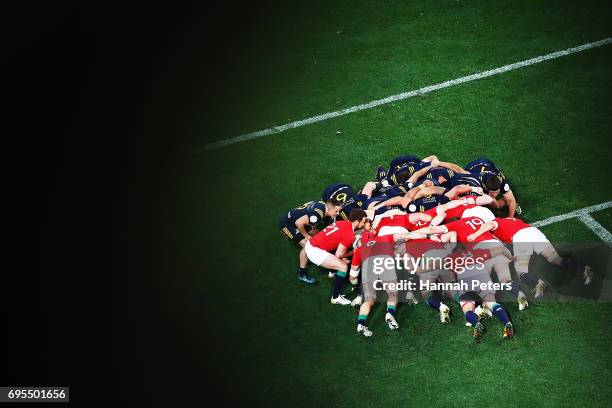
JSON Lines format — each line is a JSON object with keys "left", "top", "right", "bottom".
{"left": 378, "top": 225, "right": 409, "bottom": 237}
{"left": 457, "top": 263, "right": 496, "bottom": 303}
{"left": 512, "top": 227, "right": 551, "bottom": 257}
{"left": 462, "top": 206, "right": 495, "bottom": 222}
{"left": 472, "top": 239, "right": 511, "bottom": 271}
{"left": 304, "top": 241, "right": 331, "bottom": 266}
{"left": 278, "top": 216, "right": 303, "bottom": 244}
{"left": 457, "top": 291, "right": 483, "bottom": 307}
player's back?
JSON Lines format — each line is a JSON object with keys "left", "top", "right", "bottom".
{"left": 445, "top": 216, "right": 495, "bottom": 243}
{"left": 287, "top": 200, "right": 325, "bottom": 221}
{"left": 443, "top": 197, "right": 478, "bottom": 221}
{"left": 309, "top": 221, "right": 354, "bottom": 252}
{"left": 493, "top": 217, "right": 530, "bottom": 242}
{"left": 464, "top": 158, "right": 499, "bottom": 174}
{"left": 321, "top": 183, "right": 354, "bottom": 202}
{"left": 448, "top": 173, "right": 482, "bottom": 189}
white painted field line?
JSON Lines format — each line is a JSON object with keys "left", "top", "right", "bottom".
{"left": 532, "top": 201, "right": 612, "bottom": 242}
{"left": 578, "top": 214, "right": 612, "bottom": 242}
{"left": 199, "top": 37, "right": 612, "bottom": 151}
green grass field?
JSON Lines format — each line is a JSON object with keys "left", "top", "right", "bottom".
{"left": 176, "top": 1, "right": 612, "bottom": 406}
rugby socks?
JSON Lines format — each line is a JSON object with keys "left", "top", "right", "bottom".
{"left": 519, "top": 271, "right": 540, "bottom": 287}
{"left": 465, "top": 311, "right": 479, "bottom": 326}
{"left": 386, "top": 304, "right": 396, "bottom": 316}
{"left": 298, "top": 267, "right": 308, "bottom": 277}
{"left": 492, "top": 303, "right": 510, "bottom": 324}
{"left": 357, "top": 314, "right": 368, "bottom": 326}
{"left": 425, "top": 295, "right": 442, "bottom": 310}
{"left": 332, "top": 271, "right": 347, "bottom": 299}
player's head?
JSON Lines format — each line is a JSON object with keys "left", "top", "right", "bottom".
{"left": 396, "top": 169, "right": 411, "bottom": 185}
{"left": 482, "top": 172, "right": 502, "bottom": 197}
{"left": 325, "top": 198, "right": 341, "bottom": 218}
{"left": 349, "top": 208, "right": 368, "bottom": 228}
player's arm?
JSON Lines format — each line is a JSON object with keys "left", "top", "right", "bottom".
{"left": 440, "top": 231, "right": 457, "bottom": 243}
{"left": 335, "top": 243, "right": 351, "bottom": 260}
{"left": 413, "top": 225, "right": 449, "bottom": 235}
{"left": 294, "top": 215, "right": 312, "bottom": 240}
{"left": 406, "top": 164, "right": 433, "bottom": 186}
{"left": 466, "top": 221, "right": 498, "bottom": 242}
{"left": 400, "top": 183, "right": 440, "bottom": 206}
{"left": 370, "top": 195, "right": 404, "bottom": 210}
{"left": 430, "top": 207, "right": 448, "bottom": 226}
{"left": 413, "top": 186, "right": 445, "bottom": 200}
{"left": 421, "top": 155, "right": 439, "bottom": 166}
{"left": 436, "top": 161, "right": 470, "bottom": 174}
{"left": 475, "top": 194, "right": 494, "bottom": 206}
{"left": 360, "top": 181, "right": 378, "bottom": 198}
{"left": 489, "top": 245, "right": 514, "bottom": 261}
{"left": 503, "top": 189, "right": 517, "bottom": 217}
{"left": 444, "top": 185, "right": 482, "bottom": 199}
{"left": 392, "top": 230, "right": 428, "bottom": 242}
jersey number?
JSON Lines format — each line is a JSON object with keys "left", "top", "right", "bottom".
{"left": 324, "top": 223, "right": 339, "bottom": 236}
{"left": 466, "top": 218, "right": 484, "bottom": 230}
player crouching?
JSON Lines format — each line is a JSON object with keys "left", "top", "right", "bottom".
{"left": 466, "top": 216, "right": 594, "bottom": 298}
{"left": 305, "top": 209, "right": 369, "bottom": 305}
{"left": 445, "top": 246, "right": 516, "bottom": 341}
{"left": 350, "top": 229, "right": 429, "bottom": 337}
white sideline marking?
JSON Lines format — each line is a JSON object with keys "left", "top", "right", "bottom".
{"left": 578, "top": 214, "right": 612, "bottom": 243}
{"left": 532, "top": 201, "right": 612, "bottom": 242}
{"left": 199, "top": 37, "right": 612, "bottom": 151}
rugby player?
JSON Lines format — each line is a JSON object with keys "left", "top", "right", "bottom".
{"left": 444, "top": 246, "right": 515, "bottom": 341}
{"left": 414, "top": 214, "right": 530, "bottom": 310}
{"left": 393, "top": 231, "right": 456, "bottom": 323}
{"left": 466, "top": 217, "right": 594, "bottom": 297}
{"left": 464, "top": 157, "right": 520, "bottom": 217}
{"left": 305, "top": 209, "right": 369, "bottom": 305}
{"left": 375, "top": 154, "right": 439, "bottom": 186}
{"left": 278, "top": 199, "right": 341, "bottom": 284}
{"left": 321, "top": 183, "right": 368, "bottom": 221}
{"left": 351, "top": 229, "right": 429, "bottom": 337}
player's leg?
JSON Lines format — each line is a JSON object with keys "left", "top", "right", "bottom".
{"left": 513, "top": 253, "right": 547, "bottom": 298}
{"left": 539, "top": 241, "right": 593, "bottom": 285}
{"left": 279, "top": 218, "right": 317, "bottom": 284}
{"left": 420, "top": 269, "right": 450, "bottom": 323}
{"left": 483, "top": 293, "right": 514, "bottom": 339}
{"left": 356, "top": 283, "right": 376, "bottom": 337}
{"left": 456, "top": 291, "right": 486, "bottom": 341}
{"left": 482, "top": 242, "right": 528, "bottom": 310}
{"left": 318, "top": 254, "right": 352, "bottom": 305}
{"left": 385, "top": 290, "right": 399, "bottom": 330}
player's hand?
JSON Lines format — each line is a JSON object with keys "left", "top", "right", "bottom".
{"left": 431, "top": 158, "right": 440, "bottom": 167}
{"left": 341, "top": 258, "right": 350, "bottom": 264}
{"left": 466, "top": 234, "right": 476, "bottom": 242}
{"left": 429, "top": 234, "right": 442, "bottom": 242}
